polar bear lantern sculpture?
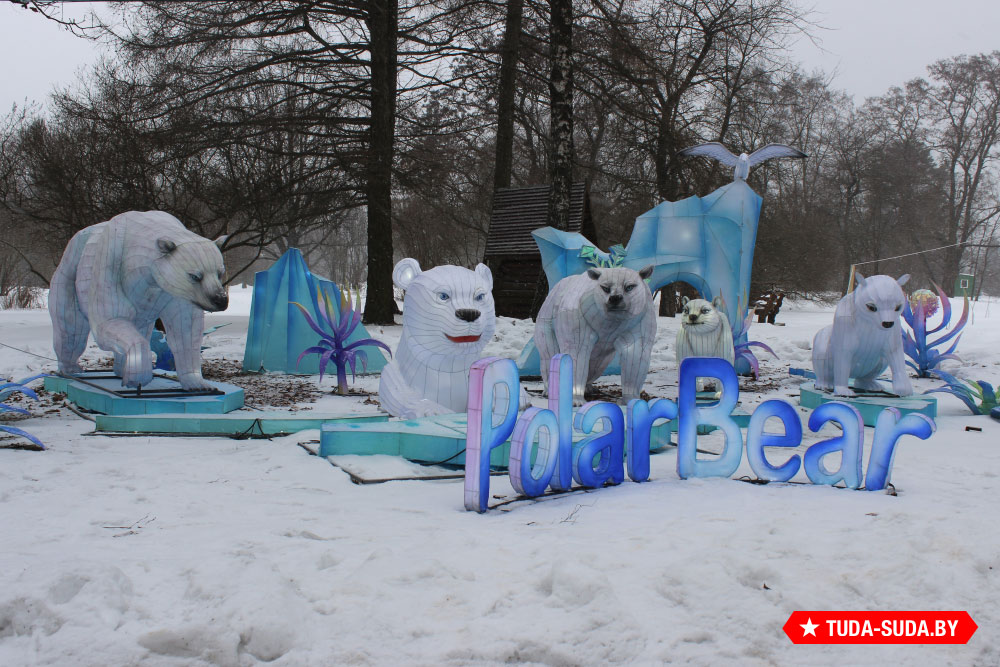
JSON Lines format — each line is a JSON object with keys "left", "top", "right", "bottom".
{"left": 378, "top": 258, "right": 498, "bottom": 418}
{"left": 49, "top": 211, "right": 228, "bottom": 391}
{"left": 534, "top": 265, "right": 656, "bottom": 405}
{"left": 675, "top": 296, "right": 734, "bottom": 392}
{"left": 812, "top": 272, "right": 913, "bottom": 397}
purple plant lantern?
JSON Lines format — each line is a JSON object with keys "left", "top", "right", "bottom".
{"left": 292, "top": 288, "right": 391, "bottom": 395}
{"left": 732, "top": 308, "right": 777, "bottom": 379}
{"left": 0, "top": 374, "right": 48, "bottom": 449}
{"left": 901, "top": 283, "right": 968, "bottom": 378}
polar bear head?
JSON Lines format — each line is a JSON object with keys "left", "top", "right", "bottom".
{"left": 852, "top": 272, "right": 909, "bottom": 330}
{"left": 151, "top": 235, "right": 229, "bottom": 312}
{"left": 585, "top": 265, "right": 654, "bottom": 315}
{"left": 393, "top": 258, "right": 495, "bottom": 359}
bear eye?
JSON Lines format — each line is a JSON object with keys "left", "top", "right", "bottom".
{"left": 683, "top": 307, "right": 689, "bottom": 314}
{"left": 701, "top": 307, "right": 710, "bottom": 314}
{"left": 894, "top": 303, "right": 902, "bottom": 312}
{"left": 601, "top": 285, "right": 611, "bottom": 294}
{"left": 475, "top": 293, "right": 485, "bottom": 302}
{"left": 624, "top": 284, "right": 636, "bottom": 292}
{"left": 866, "top": 303, "right": 877, "bottom": 312}
{"left": 437, "top": 292, "right": 450, "bottom": 302}
{"left": 189, "top": 272, "right": 203, "bottom": 283}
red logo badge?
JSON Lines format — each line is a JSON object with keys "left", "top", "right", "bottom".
{"left": 784, "top": 611, "right": 977, "bottom": 644}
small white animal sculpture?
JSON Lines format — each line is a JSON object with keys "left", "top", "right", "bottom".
{"left": 812, "top": 272, "right": 913, "bottom": 397}
{"left": 49, "top": 211, "right": 228, "bottom": 390}
{"left": 675, "top": 296, "right": 735, "bottom": 391}
{"left": 534, "top": 265, "right": 656, "bottom": 406}
{"left": 379, "top": 258, "right": 502, "bottom": 418}
{"left": 677, "top": 142, "right": 807, "bottom": 182}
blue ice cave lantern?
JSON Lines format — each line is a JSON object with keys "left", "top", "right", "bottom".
{"left": 525, "top": 180, "right": 763, "bottom": 375}
{"left": 242, "top": 248, "right": 388, "bottom": 375}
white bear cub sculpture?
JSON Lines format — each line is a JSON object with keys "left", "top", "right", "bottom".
{"left": 535, "top": 265, "right": 656, "bottom": 406}
{"left": 379, "top": 258, "right": 497, "bottom": 418}
{"left": 675, "top": 296, "right": 735, "bottom": 391}
{"left": 49, "top": 211, "right": 228, "bottom": 390}
{"left": 812, "top": 272, "right": 912, "bottom": 397}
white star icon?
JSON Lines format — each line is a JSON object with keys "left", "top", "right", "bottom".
{"left": 800, "top": 618, "right": 819, "bottom": 637}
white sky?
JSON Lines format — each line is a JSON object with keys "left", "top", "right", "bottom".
{"left": 1, "top": 1, "right": 1000, "bottom": 112}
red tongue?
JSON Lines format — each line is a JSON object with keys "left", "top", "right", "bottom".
{"left": 446, "top": 334, "right": 481, "bottom": 343}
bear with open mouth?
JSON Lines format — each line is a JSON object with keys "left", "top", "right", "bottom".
{"left": 379, "top": 258, "right": 505, "bottom": 418}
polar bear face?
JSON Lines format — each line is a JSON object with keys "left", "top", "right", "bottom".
{"left": 852, "top": 272, "right": 909, "bottom": 330}
{"left": 151, "top": 237, "right": 229, "bottom": 312}
{"left": 393, "top": 258, "right": 495, "bottom": 358}
{"left": 681, "top": 296, "right": 727, "bottom": 333}
{"left": 585, "top": 265, "right": 654, "bottom": 315}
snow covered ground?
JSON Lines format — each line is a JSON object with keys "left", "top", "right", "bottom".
{"left": 1, "top": 288, "right": 998, "bottom": 666}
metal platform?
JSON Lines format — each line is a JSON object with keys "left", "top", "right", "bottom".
{"left": 45, "top": 372, "right": 245, "bottom": 416}
{"left": 799, "top": 381, "right": 937, "bottom": 427}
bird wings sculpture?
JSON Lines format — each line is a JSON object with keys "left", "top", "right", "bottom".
{"left": 677, "top": 142, "right": 806, "bottom": 181}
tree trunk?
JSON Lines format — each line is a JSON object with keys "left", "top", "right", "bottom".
{"left": 493, "top": 0, "right": 523, "bottom": 193}
{"left": 546, "top": 0, "right": 573, "bottom": 231}
{"left": 363, "top": 0, "right": 399, "bottom": 325}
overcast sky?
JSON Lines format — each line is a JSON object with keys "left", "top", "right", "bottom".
{"left": 2, "top": 1, "right": 1000, "bottom": 113}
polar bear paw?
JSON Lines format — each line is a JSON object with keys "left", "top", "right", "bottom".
{"left": 177, "top": 372, "right": 214, "bottom": 392}
{"left": 58, "top": 362, "right": 84, "bottom": 377}
{"left": 891, "top": 379, "right": 914, "bottom": 397}
{"left": 120, "top": 344, "right": 153, "bottom": 388}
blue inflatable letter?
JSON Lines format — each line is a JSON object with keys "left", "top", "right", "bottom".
{"left": 746, "top": 400, "right": 803, "bottom": 482}
{"left": 464, "top": 357, "right": 520, "bottom": 512}
{"left": 804, "top": 402, "right": 864, "bottom": 488}
{"left": 677, "top": 357, "right": 743, "bottom": 479}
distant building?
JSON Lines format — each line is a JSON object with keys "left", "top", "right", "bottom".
{"left": 954, "top": 273, "right": 975, "bottom": 298}
{"left": 483, "top": 183, "right": 596, "bottom": 319}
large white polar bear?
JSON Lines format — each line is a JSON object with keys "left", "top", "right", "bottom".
{"left": 49, "top": 211, "right": 228, "bottom": 390}
{"left": 379, "top": 258, "right": 500, "bottom": 418}
{"left": 812, "top": 272, "right": 913, "bottom": 397}
{"left": 535, "top": 265, "right": 656, "bottom": 405}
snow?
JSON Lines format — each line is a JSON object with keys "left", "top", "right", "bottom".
{"left": 1, "top": 288, "right": 999, "bottom": 666}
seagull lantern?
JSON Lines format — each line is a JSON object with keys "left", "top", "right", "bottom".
{"left": 677, "top": 142, "right": 807, "bottom": 182}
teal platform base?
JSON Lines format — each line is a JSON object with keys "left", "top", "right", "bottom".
{"left": 799, "top": 381, "right": 937, "bottom": 427}
{"left": 95, "top": 411, "right": 388, "bottom": 437}
{"left": 320, "top": 400, "right": 750, "bottom": 466}
{"left": 45, "top": 372, "right": 244, "bottom": 415}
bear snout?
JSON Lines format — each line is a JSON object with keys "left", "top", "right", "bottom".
{"left": 688, "top": 314, "right": 699, "bottom": 323}
{"left": 209, "top": 293, "right": 229, "bottom": 311}
{"left": 608, "top": 294, "right": 623, "bottom": 307}
{"left": 881, "top": 321, "right": 894, "bottom": 329}
{"left": 455, "top": 308, "right": 481, "bottom": 322}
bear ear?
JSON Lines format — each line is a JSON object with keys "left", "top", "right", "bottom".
{"left": 156, "top": 238, "right": 177, "bottom": 255}
{"left": 712, "top": 295, "right": 725, "bottom": 310}
{"left": 586, "top": 268, "right": 602, "bottom": 281}
{"left": 854, "top": 270, "right": 866, "bottom": 288}
{"left": 681, "top": 296, "right": 689, "bottom": 306}
{"left": 213, "top": 234, "right": 229, "bottom": 250}
{"left": 393, "top": 258, "right": 421, "bottom": 290}
{"left": 897, "top": 273, "right": 910, "bottom": 287}
{"left": 475, "top": 263, "right": 493, "bottom": 291}
{"left": 638, "top": 265, "right": 654, "bottom": 280}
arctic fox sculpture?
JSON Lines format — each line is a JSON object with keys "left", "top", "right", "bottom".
{"left": 675, "top": 296, "right": 734, "bottom": 392}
